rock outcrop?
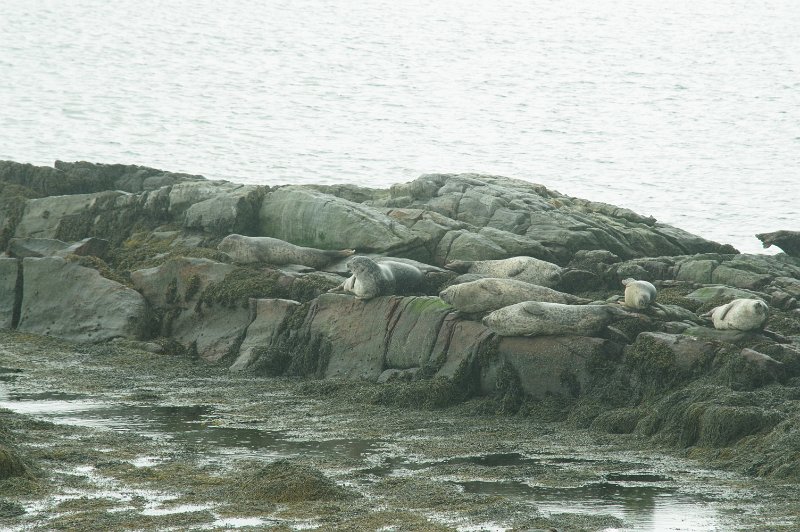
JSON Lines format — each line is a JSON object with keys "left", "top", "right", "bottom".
{"left": 17, "top": 257, "right": 148, "bottom": 342}
{"left": 2, "top": 159, "right": 800, "bottom": 482}
{"left": 757, "top": 230, "right": 800, "bottom": 257}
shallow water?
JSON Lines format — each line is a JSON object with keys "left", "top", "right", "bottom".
{"left": 0, "top": 386, "right": 738, "bottom": 530}
{"left": 2, "top": 0, "right": 798, "bottom": 254}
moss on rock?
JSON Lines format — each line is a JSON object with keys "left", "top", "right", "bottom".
{"left": 64, "top": 254, "right": 131, "bottom": 287}
{"left": 233, "top": 460, "right": 353, "bottom": 503}
{"left": 0, "top": 444, "right": 33, "bottom": 480}
{"left": 200, "top": 268, "right": 337, "bottom": 309}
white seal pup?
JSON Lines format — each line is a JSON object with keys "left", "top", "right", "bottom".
{"left": 703, "top": 298, "right": 769, "bottom": 331}
{"left": 439, "top": 278, "right": 590, "bottom": 314}
{"left": 482, "top": 301, "right": 634, "bottom": 337}
{"left": 218, "top": 234, "right": 354, "bottom": 269}
{"left": 445, "top": 256, "right": 563, "bottom": 288}
{"left": 330, "top": 256, "right": 423, "bottom": 299}
{"left": 621, "top": 278, "right": 657, "bottom": 310}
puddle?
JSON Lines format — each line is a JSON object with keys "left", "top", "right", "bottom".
{"left": 457, "top": 479, "right": 719, "bottom": 530}
{"left": 0, "top": 366, "right": 23, "bottom": 383}
{"left": 0, "top": 393, "right": 379, "bottom": 461}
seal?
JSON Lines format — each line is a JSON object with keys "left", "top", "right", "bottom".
{"left": 703, "top": 298, "right": 769, "bottom": 331}
{"left": 217, "top": 234, "right": 354, "bottom": 269}
{"left": 482, "top": 301, "right": 634, "bottom": 337}
{"left": 439, "top": 278, "right": 590, "bottom": 314}
{"left": 330, "top": 256, "right": 423, "bottom": 299}
{"left": 621, "top": 278, "right": 657, "bottom": 310}
{"left": 445, "top": 256, "right": 563, "bottom": 288}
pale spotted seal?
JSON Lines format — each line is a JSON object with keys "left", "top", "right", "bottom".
{"left": 218, "top": 234, "right": 354, "bottom": 269}
{"left": 703, "top": 298, "right": 769, "bottom": 331}
{"left": 445, "top": 256, "right": 563, "bottom": 288}
{"left": 621, "top": 278, "right": 657, "bottom": 310}
{"left": 482, "top": 301, "right": 634, "bottom": 337}
{"left": 439, "top": 278, "right": 590, "bottom": 314}
{"left": 330, "top": 256, "right": 423, "bottom": 299}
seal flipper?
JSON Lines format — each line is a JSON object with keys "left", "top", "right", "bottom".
{"left": 520, "top": 301, "right": 547, "bottom": 316}
{"left": 482, "top": 279, "right": 505, "bottom": 296}
{"left": 715, "top": 304, "right": 732, "bottom": 322}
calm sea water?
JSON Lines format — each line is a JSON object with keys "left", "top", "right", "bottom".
{"left": 1, "top": 0, "right": 798, "bottom": 254}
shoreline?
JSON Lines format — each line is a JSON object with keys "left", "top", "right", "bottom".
{"left": 1, "top": 159, "right": 799, "bottom": 529}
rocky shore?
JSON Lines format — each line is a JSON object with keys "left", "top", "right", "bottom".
{"left": 2, "top": 160, "right": 800, "bottom": 528}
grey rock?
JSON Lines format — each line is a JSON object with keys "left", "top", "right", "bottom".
{"left": 685, "top": 285, "right": 767, "bottom": 304}
{"left": 15, "top": 191, "right": 126, "bottom": 240}
{"left": 630, "top": 332, "right": 716, "bottom": 370}
{"left": 377, "top": 367, "right": 420, "bottom": 383}
{"left": 711, "top": 265, "right": 772, "bottom": 290}
{"left": 260, "top": 186, "right": 427, "bottom": 260}
{"left": 131, "top": 257, "right": 235, "bottom": 309}
{"left": 231, "top": 298, "right": 300, "bottom": 372}
{"left": 740, "top": 348, "right": 785, "bottom": 374}
{"left": 567, "top": 249, "right": 621, "bottom": 275}
{"left": 683, "top": 326, "right": 761, "bottom": 344}
{"left": 486, "top": 336, "right": 618, "bottom": 399}
{"left": 433, "top": 317, "right": 494, "bottom": 380}
{"left": 0, "top": 258, "right": 20, "bottom": 329}
{"left": 8, "top": 237, "right": 69, "bottom": 258}
{"left": 17, "top": 257, "right": 148, "bottom": 342}
{"left": 756, "top": 230, "right": 800, "bottom": 257}
{"left": 130, "top": 257, "right": 249, "bottom": 361}
{"left": 772, "top": 277, "right": 800, "bottom": 298}
{"left": 181, "top": 183, "right": 264, "bottom": 234}
{"left": 674, "top": 259, "right": 718, "bottom": 284}
{"left": 434, "top": 230, "right": 507, "bottom": 264}
{"left": 59, "top": 237, "right": 111, "bottom": 259}
{"left": 173, "top": 302, "right": 252, "bottom": 362}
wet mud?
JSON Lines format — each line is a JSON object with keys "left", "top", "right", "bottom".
{"left": 0, "top": 331, "right": 798, "bottom": 531}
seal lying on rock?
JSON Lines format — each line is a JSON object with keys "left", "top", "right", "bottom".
{"left": 439, "top": 278, "right": 590, "bottom": 314}
{"left": 445, "top": 256, "right": 562, "bottom": 288}
{"left": 622, "top": 278, "right": 657, "bottom": 310}
{"left": 482, "top": 301, "right": 635, "bottom": 337}
{"left": 330, "top": 256, "right": 423, "bottom": 299}
{"left": 218, "top": 234, "right": 354, "bottom": 269}
{"left": 703, "top": 298, "right": 769, "bottom": 331}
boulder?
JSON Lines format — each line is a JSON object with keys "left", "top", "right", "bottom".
{"left": 178, "top": 182, "right": 264, "bottom": 234}
{"left": 7, "top": 237, "right": 69, "bottom": 258}
{"left": 685, "top": 285, "right": 766, "bottom": 304}
{"left": 432, "top": 317, "right": 494, "bottom": 380}
{"left": 434, "top": 230, "right": 506, "bottom": 264}
{"left": 52, "top": 160, "right": 202, "bottom": 193}
{"left": 17, "top": 257, "right": 148, "bottom": 342}
{"left": 131, "top": 257, "right": 235, "bottom": 309}
{"left": 484, "top": 336, "right": 618, "bottom": 399}
{"left": 59, "top": 237, "right": 111, "bottom": 259}
{"left": 756, "top": 230, "right": 800, "bottom": 257}
{"left": 291, "top": 294, "right": 453, "bottom": 380}
{"left": 13, "top": 188, "right": 172, "bottom": 244}
{"left": 382, "top": 173, "right": 736, "bottom": 263}
{"left": 231, "top": 298, "right": 300, "bottom": 371}
{"left": 131, "top": 258, "right": 247, "bottom": 361}
{"left": 171, "top": 301, "right": 252, "bottom": 362}
{"left": 259, "top": 187, "right": 428, "bottom": 260}
{"left": 14, "top": 191, "right": 126, "bottom": 240}
{"left": 629, "top": 332, "right": 716, "bottom": 371}
{"left": 674, "top": 259, "right": 718, "bottom": 284}
{"left": 253, "top": 294, "right": 488, "bottom": 382}
{"left": 711, "top": 265, "right": 772, "bottom": 290}
{"left": 0, "top": 258, "right": 20, "bottom": 329}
